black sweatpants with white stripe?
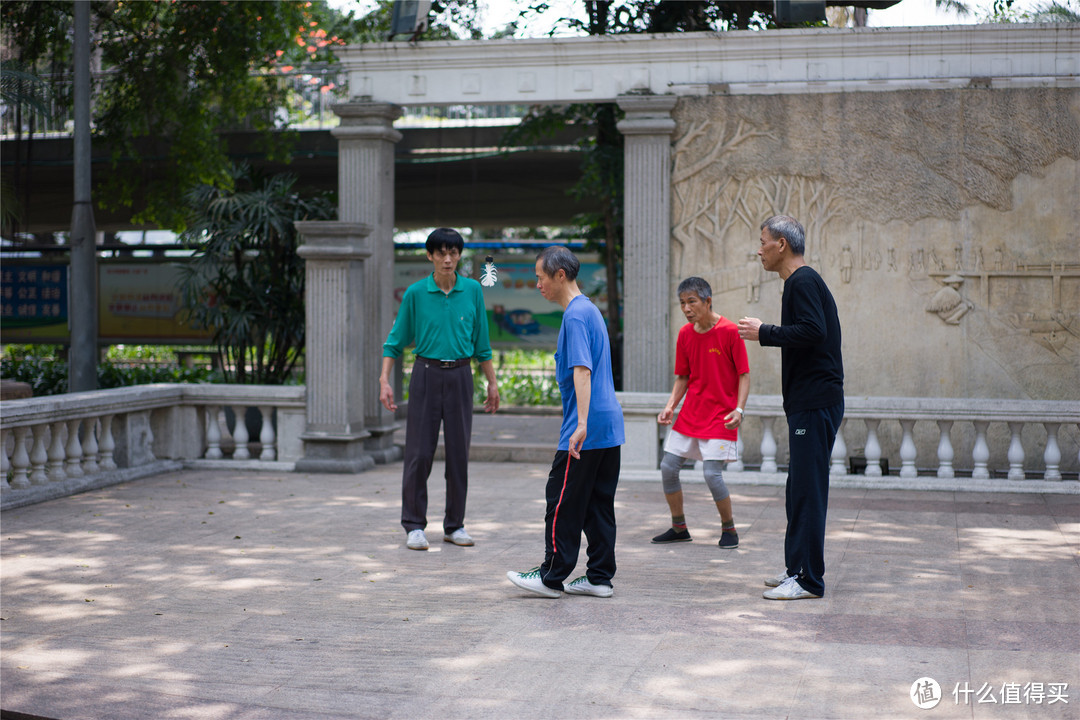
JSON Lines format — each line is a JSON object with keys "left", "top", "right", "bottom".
{"left": 538, "top": 446, "right": 620, "bottom": 591}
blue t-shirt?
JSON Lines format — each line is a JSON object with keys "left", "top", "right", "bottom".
{"left": 555, "top": 294, "right": 625, "bottom": 451}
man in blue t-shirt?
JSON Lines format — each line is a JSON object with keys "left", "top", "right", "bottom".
{"left": 506, "top": 246, "right": 624, "bottom": 599}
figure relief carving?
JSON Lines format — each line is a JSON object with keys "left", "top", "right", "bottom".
{"left": 926, "top": 274, "right": 973, "bottom": 325}
{"left": 887, "top": 247, "right": 898, "bottom": 272}
{"left": 840, "top": 245, "right": 854, "bottom": 284}
{"left": 910, "top": 249, "right": 925, "bottom": 273}
{"left": 746, "top": 252, "right": 762, "bottom": 303}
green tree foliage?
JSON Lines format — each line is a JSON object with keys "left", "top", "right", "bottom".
{"left": 0, "top": 59, "right": 51, "bottom": 233}
{"left": 1, "top": 0, "right": 348, "bottom": 231}
{"left": 177, "top": 164, "right": 334, "bottom": 385}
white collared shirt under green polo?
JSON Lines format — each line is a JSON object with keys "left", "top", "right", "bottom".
{"left": 382, "top": 273, "right": 493, "bottom": 362}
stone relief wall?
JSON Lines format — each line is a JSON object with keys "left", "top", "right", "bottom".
{"left": 670, "top": 88, "right": 1079, "bottom": 471}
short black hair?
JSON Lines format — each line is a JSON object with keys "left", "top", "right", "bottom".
{"left": 426, "top": 227, "right": 465, "bottom": 254}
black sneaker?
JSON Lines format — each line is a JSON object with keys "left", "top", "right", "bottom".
{"left": 652, "top": 528, "right": 692, "bottom": 544}
{"left": 718, "top": 531, "right": 739, "bottom": 549}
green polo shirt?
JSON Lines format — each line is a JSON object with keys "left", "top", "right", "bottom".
{"left": 383, "top": 273, "right": 493, "bottom": 362}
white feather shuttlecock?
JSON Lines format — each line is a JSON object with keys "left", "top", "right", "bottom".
{"left": 480, "top": 255, "right": 498, "bottom": 287}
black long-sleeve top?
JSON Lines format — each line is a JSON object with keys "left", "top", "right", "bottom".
{"left": 759, "top": 265, "right": 844, "bottom": 414}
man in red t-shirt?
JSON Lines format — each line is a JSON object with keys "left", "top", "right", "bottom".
{"left": 654, "top": 277, "right": 750, "bottom": 549}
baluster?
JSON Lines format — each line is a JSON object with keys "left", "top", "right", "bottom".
{"left": 936, "top": 420, "right": 955, "bottom": 479}
{"left": 899, "top": 419, "right": 918, "bottom": 478}
{"left": 759, "top": 416, "right": 777, "bottom": 473}
{"left": 29, "top": 424, "right": 49, "bottom": 485}
{"left": 1, "top": 428, "right": 11, "bottom": 490}
{"left": 47, "top": 421, "right": 68, "bottom": 483}
{"left": 232, "top": 406, "right": 250, "bottom": 460}
{"left": 1007, "top": 422, "right": 1025, "bottom": 481}
{"left": 205, "top": 406, "right": 223, "bottom": 459}
{"left": 65, "top": 419, "right": 85, "bottom": 478}
{"left": 864, "top": 419, "right": 882, "bottom": 477}
{"left": 1042, "top": 422, "right": 1061, "bottom": 482}
{"left": 729, "top": 433, "right": 744, "bottom": 472}
{"left": 10, "top": 427, "right": 31, "bottom": 489}
{"left": 972, "top": 421, "right": 990, "bottom": 479}
{"left": 258, "top": 405, "right": 276, "bottom": 461}
{"left": 98, "top": 414, "right": 117, "bottom": 471}
{"left": 830, "top": 418, "right": 847, "bottom": 476}
{"left": 82, "top": 418, "right": 100, "bottom": 475}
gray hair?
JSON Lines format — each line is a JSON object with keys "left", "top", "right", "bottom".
{"left": 761, "top": 215, "right": 806, "bottom": 256}
{"left": 536, "top": 245, "right": 580, "bottom": 281}
{"left": 677, "top": 276, "right": 712, "bottom": 302}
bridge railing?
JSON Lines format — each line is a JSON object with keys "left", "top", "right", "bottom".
{"left": 618, "top": 393, "right": 1080, "bottom": 483}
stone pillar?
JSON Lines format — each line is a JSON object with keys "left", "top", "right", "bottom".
{"left": 332, "top": 100, "right": 403, "bottom": 463}
{"left": 617, "top": 94, "right": 678, "bottom": 392}
{"left": 295, "top": 221, "right": 376, "bottom": 473}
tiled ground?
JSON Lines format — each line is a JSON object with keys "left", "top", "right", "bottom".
{"left": 2, "top": 462, "right": 1077, "bottom": 720}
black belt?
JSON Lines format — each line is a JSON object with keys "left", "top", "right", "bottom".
{"left": 416, "top": 356, "right": 471, "bottom": 369}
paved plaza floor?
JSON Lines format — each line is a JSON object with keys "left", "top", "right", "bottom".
{"left": 2, "top": 454, "right": 1078, "bottom": 720}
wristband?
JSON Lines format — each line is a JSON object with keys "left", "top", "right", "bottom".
{"left": 734, "top": 407, "right": 744, "bottom": 415}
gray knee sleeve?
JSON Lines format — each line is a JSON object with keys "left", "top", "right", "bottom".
{"left": 703, "top": 460, "right": 730, "bottom": 502}
{"left": 660, "top": 452, "right": 683, "bottom": 495}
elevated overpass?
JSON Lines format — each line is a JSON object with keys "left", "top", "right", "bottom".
{"left": 0, "top": 122, "right": 594, "bottom": 235}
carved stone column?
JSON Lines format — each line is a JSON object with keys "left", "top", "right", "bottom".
{"left": 295, "top": 221, "right": 376, "bottom": 473}
{"left": 332, "top": 100, "right": 403, "bottom": 463}
{"left": 617, "top": 94, "right": 678, "bottom": 392}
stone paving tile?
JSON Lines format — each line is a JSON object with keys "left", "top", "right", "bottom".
{"left": 2, "top": 463, "right": 1078, "bottom": 720}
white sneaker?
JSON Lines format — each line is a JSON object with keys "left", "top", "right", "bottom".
{"left": 764, "top": 571, "right": 791, "bottom": 588}
{"left": 763, "top": 575, "right": 821, "bottom": 600}
{"left": 443, "top": 528, "right": 474, "bottom": 546}
{"left": 564, "top": 576, "right": 614, "bottom": 598}
{"left": 406, "top": 529, "right": 429, "bottom": 550}
{"left": 506, "top": 568, "right": 561, "bottom": 598}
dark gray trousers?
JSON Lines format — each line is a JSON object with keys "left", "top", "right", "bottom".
{"left": 400, "top": 360, "right": 473, "bottom": 535}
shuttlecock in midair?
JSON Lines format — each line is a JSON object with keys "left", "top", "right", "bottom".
{"left": 480, "top": 255, "right": 498, "bottom": 287}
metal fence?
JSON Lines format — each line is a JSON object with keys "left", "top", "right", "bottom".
{"left": 0, "top": 66, "right": 529, "bottom": 139}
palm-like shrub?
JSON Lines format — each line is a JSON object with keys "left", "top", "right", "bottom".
{"left": 178, "top": 164, "right": 333, "bottom": 384}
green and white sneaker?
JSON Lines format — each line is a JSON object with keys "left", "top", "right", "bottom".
{"left": 506, "top": 567, "right": 561, "bottom": 598}
{"left": 564, "top": 576, "right": 614, "bottom": 598}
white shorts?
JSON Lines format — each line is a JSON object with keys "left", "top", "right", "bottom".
{"left": 663, "top": 428, "right": 737, "bottom": 462}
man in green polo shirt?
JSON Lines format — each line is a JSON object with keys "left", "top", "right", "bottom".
{"left": 380, "top": 228, "right": 500, "bottom": 551}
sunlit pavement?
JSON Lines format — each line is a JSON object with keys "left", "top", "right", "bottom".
{"left": 2, "top": 457, "right": 1077, "bottom": 720}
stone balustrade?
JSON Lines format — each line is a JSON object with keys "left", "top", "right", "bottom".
{"left": 617, "top": 393, "right": 1080, "bottom": 485}
{"left": 4, "top": 387, "right": 1077, "bottom": 510}
{"left": 1, "top": 384, "right": 305, "bottom": 511}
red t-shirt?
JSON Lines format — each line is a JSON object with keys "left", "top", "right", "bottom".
{"left": 671, "top": 316, "right": 750, "bottom": 442}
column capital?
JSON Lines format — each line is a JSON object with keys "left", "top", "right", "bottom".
{"left": 332, "top": 99, "right": 403, "bottom": 123}
{"left": 331, "top": 124, "right": 403, "bottom": 144}
{"left": 616, "top": 94, "right": 678, "bottom": 136}
{"left": 295, "top": 221, "right": 373, "bottom": 261}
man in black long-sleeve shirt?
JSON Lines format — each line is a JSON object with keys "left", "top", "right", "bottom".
{"left": 738, "top": 215, "right": 844, "bottom": 600}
